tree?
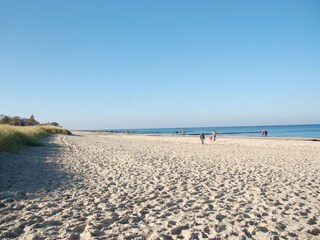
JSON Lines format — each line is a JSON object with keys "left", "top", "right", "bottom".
{"left": 0, "top": 115, "right": 11, "bottom": 124}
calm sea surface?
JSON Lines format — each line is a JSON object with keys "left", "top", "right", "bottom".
{"left": 105, "top": 124, "right": 320, "bottom": 138}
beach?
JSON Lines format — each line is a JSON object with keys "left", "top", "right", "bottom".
{"left": 0, "top": 132, "right": 319, "bottom": 239}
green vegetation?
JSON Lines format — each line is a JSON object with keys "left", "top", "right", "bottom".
{"left": 0, "top": 125, "right": 72, "bottom": 153}
{"left": 0, "top": 115, "right": 11, "bottom": 124}
{"left": 0, "top": 125, "right": 45, "bottom": 153}
{"left": 39, "top": 125, "right": 72, "bottom": 135}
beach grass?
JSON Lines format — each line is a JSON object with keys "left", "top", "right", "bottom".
{"left": 39, "top": 125, "right": 72, "bottom": 135}
{"left": 0, "top": 125, "right": 71, "bottom": 153}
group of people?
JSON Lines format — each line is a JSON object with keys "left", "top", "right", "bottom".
{"left": 200, "top": 129, "right": 269, "bottom": 143}
{"left": 261, "top": 129, "right": 268, "bottom": 137}
{"left": 200, "top": 130, "right": 217, "bottom": 144}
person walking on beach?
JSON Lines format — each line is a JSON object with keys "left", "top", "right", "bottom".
{"left": 200, "top": 132, "right": 205, "bottom": 145}
{"left": 212, "top": 130, "right": 217, "bottom": 142}
{"left": 265, "top": 130, "right": 268, "bottom": 137}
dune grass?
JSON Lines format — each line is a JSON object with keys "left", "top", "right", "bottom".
{"left": 39, "top": 125, "right": 72, "bottom": 135}
{"left": 0, "top": 125, "right": 72, "bottom": 153}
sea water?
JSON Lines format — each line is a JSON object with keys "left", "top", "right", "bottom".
{"left": 108, "top": 124, "right": 320, "bottom": 138}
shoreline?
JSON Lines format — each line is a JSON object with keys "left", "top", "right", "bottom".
{"left": 72, "top": 123, "right": 320, "bottom": 140}
{"left": 74, "top": 130, "right": 320, "bottom": 142}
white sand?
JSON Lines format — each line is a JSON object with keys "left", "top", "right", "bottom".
{"left": 0, "top": 132, "right": 320, "bottom": 239}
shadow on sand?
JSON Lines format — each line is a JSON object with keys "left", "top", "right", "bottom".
{"left": 0, "top": 136, "right": 73, "bottom": 200}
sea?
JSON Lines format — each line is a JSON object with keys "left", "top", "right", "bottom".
{"left": 104, "top": 124, "right": 320, "bottom": 139}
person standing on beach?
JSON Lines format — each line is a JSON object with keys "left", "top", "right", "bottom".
{"left": 200, "top": 132, "right": 205, "bottom": 144}
{"left": 265, "top": 130, "right": 268, "bottom": 137}
{"left": 212, "top": 130, "right": 217, "bottom": 142}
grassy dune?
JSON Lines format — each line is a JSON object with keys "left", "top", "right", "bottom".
{"left": 39, "top": 125, "right": 72, "bottom": 135}
{"left": 0, "top": 125, "right": 72, "bottom": 153}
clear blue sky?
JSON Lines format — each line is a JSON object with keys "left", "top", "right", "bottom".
{"left": 1, "top": 1, "right": 319, "bottom": 130}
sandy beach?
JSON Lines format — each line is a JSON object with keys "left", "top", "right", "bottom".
{"left": 0, "top": 132, "right": 319, "bottom": 239}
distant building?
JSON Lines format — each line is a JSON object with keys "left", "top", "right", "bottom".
{"left": 9, "top": 114, "right": 39, "bottom": 126}
{"left": 9, "top": 118, "right": 22, "bottom": 126}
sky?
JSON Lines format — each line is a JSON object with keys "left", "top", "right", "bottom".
{"left": 1, "top": 1, "right": 319, "bottom": 130}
